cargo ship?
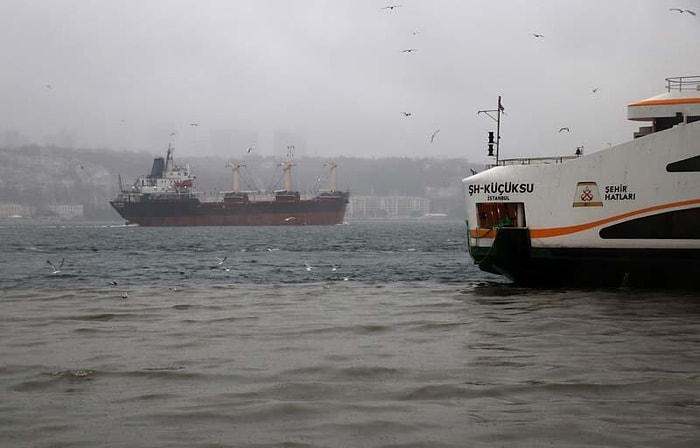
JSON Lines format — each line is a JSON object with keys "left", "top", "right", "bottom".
{"left": 110, "top": 146, "right": 349, "bottom": 226}
{"left": 462, "top": 75, "right": 700, "bottom": 288}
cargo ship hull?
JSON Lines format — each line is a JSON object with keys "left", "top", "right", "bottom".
{"left": 110, "top": 195, "right": 348, "bottom": 226}
{"left": 110, "top": 145, "right": 349, "bottom": 227}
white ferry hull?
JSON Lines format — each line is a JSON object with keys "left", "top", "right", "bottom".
{"left": 463, "top": 87, "right": 700, "bottom": 288}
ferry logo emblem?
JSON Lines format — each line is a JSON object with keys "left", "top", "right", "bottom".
{"left": 573, "top": 182, "right": 603, "bottom": 207}
{"left": 580, "top": 187, "right": 594, "bottom": 202}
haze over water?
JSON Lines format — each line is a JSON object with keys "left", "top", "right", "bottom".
{"left": 1, "top": 221, "right": 699, "bottom": 447}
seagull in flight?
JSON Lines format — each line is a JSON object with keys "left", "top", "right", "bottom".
{"left": 246, "top": 145, "right": 255, "bottom": 153}
{"left": 46, "top": 258, "right": 64, "bottom": 275}
{"left": 304, "top": 262, "right": 313, "bottom": 271}
{"left": 189, "top": 123, "right": 199, "bottom": 126}
{"left": 108, "top": 280, "right": 118, "bottom": 286}
{"left": 45, "top": 84, "right": 52, "bottom": 89}
{"left": 284, "top": 216, "right": 296, "bottom": 222}
{"left": 592, "top": 88, "right": 599, "bottom": 93}
{"left": 169, "top": 132, "right": 176, "bottom": 136}
{"left": 381, "top": 5, "right": 402, "bottom": 10}
{"left": 430, "top": 129, "right": 440, "bottom": 143}
{"left": 402, "top": 112, "right": 412, "bottom": 117}
{"left": 531, "top": 33, "right": 544, "bottom": 38}
{"left": 669, "top": 8, "right": 696, "bottom": 15}
{"left": 216, "top": 256, "right": 228, "bottom": 265}
{"left": 401, "top": 49, "right": 417, "bottom": 53}
{"left": 558, "top": 127, "right": 570, "bottom": 133}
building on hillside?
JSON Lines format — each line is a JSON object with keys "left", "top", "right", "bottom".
{"left": 347, "top": 195, "right": 430, "bottom": 219}
{"left": 47, "top": 204, "right": 84, "bottom": 220}
{"left": 0, "top": 203, "right": 33, "bottom": 219}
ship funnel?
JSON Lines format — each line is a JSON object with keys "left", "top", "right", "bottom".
{"left": 150, "top": 157, "right": 165, "bottom": 178}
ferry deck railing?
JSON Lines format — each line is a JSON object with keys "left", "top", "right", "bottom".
{"left": 487, "top": 155, "right": 580, "bottom": 168}
{"left": 666, "top": 75, "right": 700, "bottom": 92}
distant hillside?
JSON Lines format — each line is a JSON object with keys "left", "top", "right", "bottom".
{"left": 0, "top": 145, "right": 480, "bottom": 220}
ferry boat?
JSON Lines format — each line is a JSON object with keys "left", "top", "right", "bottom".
{"left": 110, "top": 146, "right": 349, "bottom": 226}
{"left": 462, "top": 76, "right": 700, "bottom": 288}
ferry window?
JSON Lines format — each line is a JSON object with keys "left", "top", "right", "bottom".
{"left": 599, "top": 207, "right": 700, "bottom": 239}
{"left": 654, "top": 115, "right": 684, "bottom": 132}
{"left": 667, "top": 155, "right": 700, "bottom": 172}
{"left": 477, "top": 203, "right": 525, "bottom": 228}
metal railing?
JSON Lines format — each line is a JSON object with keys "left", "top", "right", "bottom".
{"left": 491, "top": 155, "right": 580, "bottom": 167}
{"left": 666, "top": 76, "right": 700, "bottom": 92}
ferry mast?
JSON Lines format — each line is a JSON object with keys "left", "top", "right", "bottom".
{"left": 477, "top": 96, "right": 504, "bottom": 164}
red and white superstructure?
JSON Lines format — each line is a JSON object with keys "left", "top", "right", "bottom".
{"left": 132, "top": 144, "right": 195, "bottom": 194}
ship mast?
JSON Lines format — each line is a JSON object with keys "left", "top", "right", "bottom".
{"left": 278, "top": 161, "right": 295, "bottom": 192}
{"left": 227, "top": 162, "right": 246, "bottom": 192}
{"left": 165, "top": 144, "right": 174, "bottom": 171}
{"left": 477, "top": 96, "right": 504, "bottom": 164}
{"left": 323, "top": 162, "right": 337, "bottom": 192}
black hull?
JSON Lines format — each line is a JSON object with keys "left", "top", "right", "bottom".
{"left": 470, "top": 228, "right": 700, "bottom": 289}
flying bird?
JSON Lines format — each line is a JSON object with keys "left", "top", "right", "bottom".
{"left": 558, "top": 127, "right": 570, "bottom": 133}
{"left": 189, "top": 123, "right": 199, "bottom": 127}
{"left": 304, "top": 262, "right": 313, "bottom": 271}
{"left": 381, "top": 5, "right": 402, "bottom": 10}
{"left": 469, "top": 168, "right": 478, "bottom": 176}
{"left": 669, "top": 8, "right": 696, "bottom": 15}
{"left": 430, "top": 129, "right": 440, "bottom": 143}
{"left": 45, "top": 84, "right": 52, "bottom": 89}
{"left": 284, "top": 216, "right": 296, "bottom": 222}
{"left": 402, "top": 112, "right": 412, "bottom": 117}
{"left": 121, "top": 291, "right": 128, "bottom": 299}
{"left": 169, "top": 132, "right": 176, "bottom": 136}
{"left": 401, "top": 49, "right": 417, "bottom": 53}
{"left": 46, "top": 258, "right": 64, "bottom": 275}
{"left": 216, "top": 256, "right": 227, "bottom": 265}
{"left": 108, "top": 280, "right": 118, "bottom": 286}
{"left": 592, "top": 88, "right": 599, "bottom": 93}
{"left": 246, "top": 145, "right": 255, "bottom": 153}
{"left": 531, "top": 33, "right": 544, "bottom": 38}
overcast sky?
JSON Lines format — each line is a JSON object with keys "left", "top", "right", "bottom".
{"left": 0, "top": 0, "right": 698, "bottom": 162}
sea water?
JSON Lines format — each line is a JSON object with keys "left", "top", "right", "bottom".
{"left": 1, "top": 221, "right": 698, "bottom": 447}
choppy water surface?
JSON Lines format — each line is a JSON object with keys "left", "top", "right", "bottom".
{"left": 1, "top": 221, "right": 699, "bottom": 447}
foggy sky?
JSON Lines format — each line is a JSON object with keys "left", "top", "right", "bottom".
{"left": 1, "top": 0, "right": 698, "bottom": 163}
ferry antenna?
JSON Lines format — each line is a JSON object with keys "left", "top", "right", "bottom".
{"left": 477, "top": 95, "right": 504, "bottom": 164}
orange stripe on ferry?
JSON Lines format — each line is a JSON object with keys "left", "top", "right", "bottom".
{"left": 469, "top": 199, "right": 700, "bottom": 239}
{"left": 628, "top": 98, "right": 700, "bottom": 107}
